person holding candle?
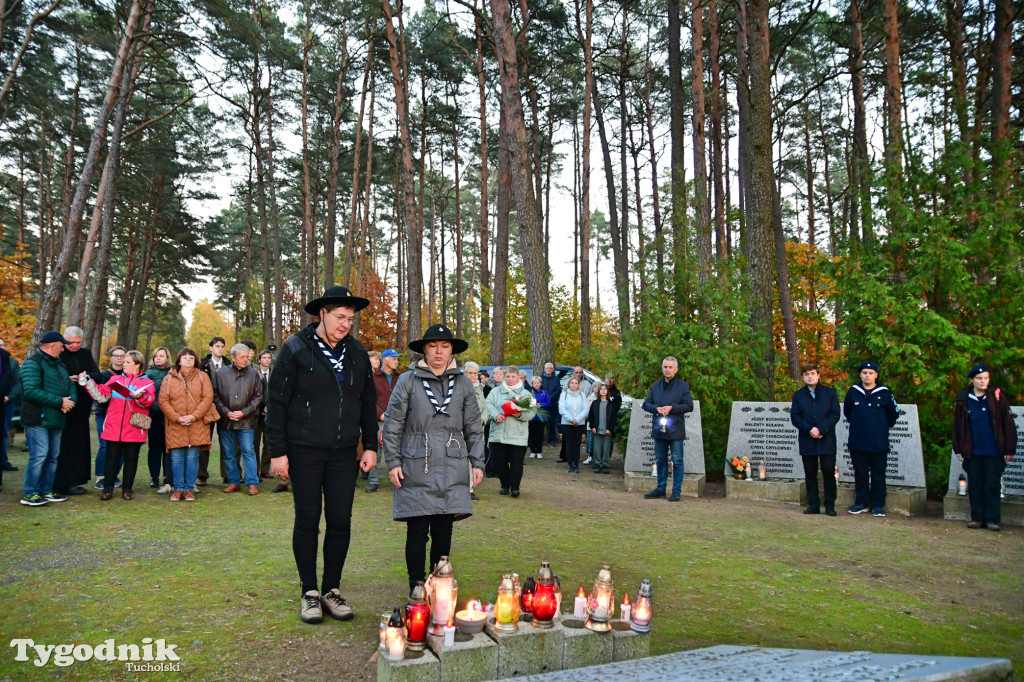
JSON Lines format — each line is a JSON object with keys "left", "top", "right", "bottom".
{"left": 642, "top": 357, "right": 693, "bottom": 501}
{"left": 485, "top": 366, "right": 536, "bottom": 496}
{"left": 381, "top": 324, "right": 484, "bottom": 595}
{"left": 790, "top": 362, "right": 841, "bottom": 516}
{"left": 843, "top": 361, "right": 899, "bottom": 517}
{"left": 953, "top": 364, "right": 1017, "bottom": 531}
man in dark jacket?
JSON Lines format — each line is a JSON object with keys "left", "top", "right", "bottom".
{"left": 367, "top": 348, "right": 400, "bottom": 493}
{"left": 54, "top": 326, "right": 100, "bottom": 496}
{"left": 213, "top": 344, "right": 263, "bottom": 495}
{"left": 267, "top": 286, "right": 378, "bottom": 625}
{"left": 20, "top": 331, "right": 78, "bottom": 506}
{"left": 791, "top": 363, "right": 841, "bottom": 516}
{"left": 641, "top": 356, "right": 694, "bottom": 502}
{"left": 843, "top": 361, "right": 899, "bottom": 517}
{"left": 541, "top": 363, "right": 561, "bottom": 446}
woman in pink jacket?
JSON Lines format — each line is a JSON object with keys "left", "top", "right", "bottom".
{"left": 82, "top": 350, "right": 156, "bottom": 500}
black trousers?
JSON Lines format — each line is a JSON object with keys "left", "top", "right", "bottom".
{"left": 290, "top": 447, "right": 359, "bottom": 594}
{"left": 963, "top": 456, "right": 1006, "bottom": 524}
{"left": 801, "top": 454, "right": 837, "bottom": 509}
{"left": 147, "top": 412, "right": 170, "bottom": 485}
{"left": 405, "top": 514, "right": 455, "bottom": 589}
{"left": 851, "top": 450, "right": 887, "bottom": 509}
{"left": 528, "top": 421, "right": 545, "bottom": 453}
{"left": 562, "top": 424, "right": 585, "bottom": 468}
{"left": 491, "top": 442, "right": 527, "bottom": 490}
{"left": 105, "top": 441, "right": 142, "bottom": 493}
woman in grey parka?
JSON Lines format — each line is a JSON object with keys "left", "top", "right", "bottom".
{"left": 382, "top": 324, "right": 484, "bottom": 593}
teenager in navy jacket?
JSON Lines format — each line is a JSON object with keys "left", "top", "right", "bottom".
{"left": 790, "top": 363, "right": 841, "bottom": 515}
{"left": 843, "top": 361, "right": 899, "bottom": 516}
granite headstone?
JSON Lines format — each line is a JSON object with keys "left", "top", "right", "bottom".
{"left": 624, "top": 400, "right": 704, "bottom": 475}
{"left": 946, "top": 406, "right": 1024, "bottom": 496}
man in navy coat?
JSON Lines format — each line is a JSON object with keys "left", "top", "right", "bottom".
{"left": 790, "top": 363, "right": 841, "bottom": 516}
{"left": 642, "top": 357, "right": 693, "bottom": 502}
{"left": 843, "top": 361, "right": 899, "bottom": 517}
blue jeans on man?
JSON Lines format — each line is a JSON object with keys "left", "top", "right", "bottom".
{"left": 367, "top": 425, "right": 386, "bottom": 486}
{"left": 654, "top": 438, "right": 685, "bottom": 496}
{"left": 171, "top": 445, "right": 201, "bottom": 492}
{"left": 23, "top": 426, "right": 62, "bottom": 497}
{"left": 221, "top": 428, "right": 258, "bottom": 487}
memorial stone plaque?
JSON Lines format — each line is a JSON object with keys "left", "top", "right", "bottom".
{"left": 725, "top": 401, "right": 926, "bottom": 488}
{"left": 624, "top": 400, "right": 704, "bottom": 475}
{"left": 946, "top": 406, "right": 1024, "bottom": 496}
{"left": 724, "top": 402, "right": 802, "bottom": 479}
{"left": 836, "top": 403, "right": 926, "bottom": 488}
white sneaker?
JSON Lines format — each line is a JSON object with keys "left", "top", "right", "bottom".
{"left": 536, "top": 453, "right": 543, "bottom": 459}
{"left": 156, "top": 483, "right": 173, "bottom": 494}
{"left": 583, "top": 457, "right": 593, "bottom": 465}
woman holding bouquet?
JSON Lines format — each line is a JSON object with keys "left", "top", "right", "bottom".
{"left": 485, "top": 366, "right": 536, "bottom": 497}
{"left": 528, "top": 375, "right": 551, "bottom": 459}
{"left": 80, "top": 350, "right": 156, "bottom": 500}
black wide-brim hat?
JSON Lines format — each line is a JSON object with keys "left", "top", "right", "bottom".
{"left": 304, "top": 286, "right": 370, "bottom": 315}
{"left": 408, "top": 324, "right": 469, "bottom": 355}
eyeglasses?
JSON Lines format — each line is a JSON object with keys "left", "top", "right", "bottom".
{"left": 110, "top": 354, "right": 126, "bottom": 359}
{"left": 323, "top": 309, "right": 354, "bottom": 324}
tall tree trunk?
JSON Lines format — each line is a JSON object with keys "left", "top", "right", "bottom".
{"left": 990, "top": 0, "right": 1013, "bottom": 191}
{"left": 474, "top": 12, "right": 491, "bottom": 337}
{"left": 850, "top": 0, "right": 871, "bottom": 242}
{"left": 746, "top": 0, "right": 776, "bottom": 399}
{"left": 593, "top": 87, "right": 629, "bottom": 334}
{"left": 574, "top": 0, "right": 593, "bottom": 349}
{"left": 490, "top": 106, "right": 510, "bottom": 366}
{"left": 326, "top": 21, "right": 355, "bottom": 288}
{"left": 617, "top": 7, "right": 631, "bottom": 331}
{"left": 642, "top": 46, "right": 664, "bottom": 285}
{"left": 709, "top": 0, "right": 726, "bottom": 262}
{"left": 669, "top": 0, "right": 689, "bottom": 311}
{"left": 32, "top": 0, "right": 150, "bottom": 350}
{"left": 882, "top": 0, "right": 902, "bottom": 176}
{"left": 488, "top": 0, "right": 556, "bottom": 373}
{"left": 774, "top": 185, "right": 800, "bottom": 379}
{"left": 299, "top": 0, "right": 314, "bottom": 317}
{"left": 691, "top": 0, "right": 712, "bottom": 285}
{"left": 261, "top": 63, "right": 285, "bottom": 345}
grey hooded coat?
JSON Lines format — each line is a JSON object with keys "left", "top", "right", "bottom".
{"left": 382, "top": 362, "right": 485, "bottom": 521}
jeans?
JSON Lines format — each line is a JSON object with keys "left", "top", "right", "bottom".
{"left": 171, "top": 446, "right": 201, "bottom": 492}
{"left": 963, "top": 455, "right": 1006, "bottom": 524}
{"left": 23, "top": 426, "right": 62, "bottom": 497}
{"left": 490, "top": 443, "right": 526, "bottom": 490}
{"left": 290, "top": 447, "right": 359, "bottom": 594}
{"left": 221, "top": 428, "right": 257, "bottom": 486}
{"left": 2, "top": 400, "right": 14, "bottom": 466}
{"left": 105, "top": 441, "right": 142, "bottom": 493}
{"left": 368, "top": 425, "right": 386, "bottom": 485}
{"left": 405, "top": 514, "right": 455, "bottom": 589}
{"left": 851, "top": 450, "right": 887, "bottom": 509}
{"left": 802, "top": 454, "right": 837, "bottom": 509}
{"left": 254, "top": 417, "right": 271, "bottom": 476}
{"left": 654, "top": 438, "right": 685, "bottom": 495}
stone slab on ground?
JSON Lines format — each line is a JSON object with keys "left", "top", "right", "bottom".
{"left": 725, "top": 477, "right": 807, "bottom": 505}
{"left": 623, "top": 471, "right": 704, "bottom": 497}
{"left": 609, "top": 622, "right": 649, "bottom": 662}
{"left": 943, "top": 494, "right": 1024, "bottom": 527}
{"left": 559, "top": 618, "right": 612, "bottom": 670}
{"left": 624, "top": 400, "right": 705, "bottom": 478}
{"left": 425, "top": 630, "right": 498, "bottom": 682}
{"left": 517, "top": 644, "right": 1014, "bottom": 682}
{"left": 485, "top": 616, "right": 563, "bottom": 678}
{"left": 376, "top": 647, "right": 440, "bottom": 682}
{"left": 834, "top": 483, "right": 928, "bottom": 516}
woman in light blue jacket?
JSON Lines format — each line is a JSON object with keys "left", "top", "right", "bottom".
{"left": 485, "top": 366, "right": 535, "bottom": 497}
{"left": 559, "top": 377, "right": 589, "bottom": 473}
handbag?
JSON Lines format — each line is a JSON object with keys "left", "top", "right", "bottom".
{"left": 129, "top": 411, "right": 152, "bottom": 430}
{"left": 183, "top": 375, "right": 220, "bottom": 424}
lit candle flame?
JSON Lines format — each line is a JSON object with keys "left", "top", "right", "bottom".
{"left": 622, "top": 593, "right": 630, "bottom": 606}
{"left": 577, "top": 587, "right": 586, "bottom": 598}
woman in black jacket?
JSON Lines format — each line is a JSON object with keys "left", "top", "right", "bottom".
{"left": 952, "top": 364, "right": 1017, "bottom": 531}
{"left": 587, "top": 384, "right": 618, "bottom": 474}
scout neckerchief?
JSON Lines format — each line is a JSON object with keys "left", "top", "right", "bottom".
{"left": 423, "top": 372, "right": 456, "bottom": 416}
{"left": 314, "top": 333, "right": 346, "bottom": 384}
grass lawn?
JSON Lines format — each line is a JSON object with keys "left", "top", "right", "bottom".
{"left": 1, "top": 434, "right": 1021, "bottom": 680}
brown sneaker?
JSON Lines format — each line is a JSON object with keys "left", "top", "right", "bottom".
{"left": 301, "top": 590, "right": 323, "bottom": 624}
{"left": 183, "top": 490, "right": 196, "bottom": 501}
{"left": 169, "top": 490, "right": 183, "bottom": 501}
{"left": 248, "top": 485, "right": 259, "bottom": 496}
{"left": 321, "top": 588, "right": 354, "bottom": 621}
{"left": 223, "top": 484, "right": 242, "bottom": 493}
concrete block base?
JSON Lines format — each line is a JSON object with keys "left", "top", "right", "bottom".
{"left": 376, "top": 647, "right": 440, "bottom": 682}
{"left": 943, "top": 494, "right": 1024, "bottom": 527}
{"left": 624, "top": 471, "right": 704, "bottom": 497}
{"left": 425, "top": 630, "right": 498, "bottom": 682}
{"left": 725, "top": 477, "right": 806, "bottom": 505}
{"left": 834, "top": 483, "right": 927, "bottom": 516}
{"left": 559, "top": 618, "right": 613, "bottom": 670}
{"left": 610, "top": 622, "right": 650, "bottom": 662}
{"left": 485, "top": 617, "right": 563, "bottom": 677}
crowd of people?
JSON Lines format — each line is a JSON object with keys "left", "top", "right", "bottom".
{"left": 0, "top": 283, "right": 1016, "bottom": 624}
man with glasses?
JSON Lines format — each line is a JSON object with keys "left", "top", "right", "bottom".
{"left": 93, "top": 346, "right": 127, "bottom": 490}
{"left": 54, "top": 326, "right": 99, "bottom": 496}
{"left": 267, "top": 286, "right": 378, "bottom": 625}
